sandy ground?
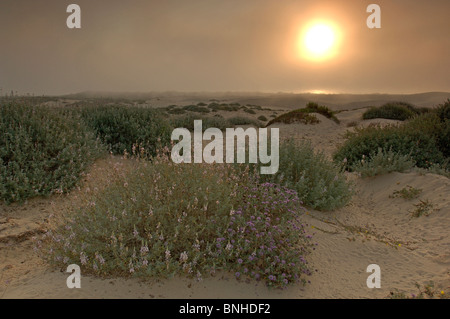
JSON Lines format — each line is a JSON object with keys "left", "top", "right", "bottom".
{"left": 1, "top": 105, "right": 449, "bottom": 299}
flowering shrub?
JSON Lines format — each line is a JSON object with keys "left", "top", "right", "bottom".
{"left": 38, "top": 148, "right": 314, "bottom": 288}
{"left": 213, "top": 182, "right": 314, "bottom": 287}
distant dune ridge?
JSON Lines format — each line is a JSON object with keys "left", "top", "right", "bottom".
{"left": 63, "top": 91, "right": 450, "bottom": 110}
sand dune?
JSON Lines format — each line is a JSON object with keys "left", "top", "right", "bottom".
{"left": 1, "top": 105, "right": 449, "bottom": 299}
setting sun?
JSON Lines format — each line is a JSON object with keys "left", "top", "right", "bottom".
{"left": 300, "top": 22, "right": 340, "bottom": 61}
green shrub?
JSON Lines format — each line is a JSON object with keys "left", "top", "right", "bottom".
{"left": 428, "top": 99, "right": 450, "bottom": 157}
{"left": 167, "top": 108, "right": 186, "bottom": 115}
{"left": 334, "top": 124, "right": 445, "bottom": 170}
{"left": 350, "top": 148, "right": 415, "bottom": 177}
{"left": 183, "top": 105, "right": 210, "bottom": 113}
{"left": 362, "top": 102, "right": 419, "bottom": 121}
{"left": 434, "top": 99, "right": 450, "bottom": 122}
{"left": 437, "top": 120, "right": 450, "bottom": 158}
{"left": 0, "top": 101, "right": 104, "bottom": 203}
{"left": 265, "top": 110, "right": 319, "bottom": 126}
{"left": 201, "top": 116, "right": 234, "bottom": 130}
{"left": 40, "top": 152, "right": 314, "bottom": 288}
{"left": 171, "top": 114, "right": 229, "bottom": 131}
{"left": 258, "top": 115, "right": 268, "bottom": 121}
{"left": 228, "top": 116, "right": 262, "bottom": 127}
{"left": 261, "top": 140, "right": 353, "bottom": 211}
{"left": 208, "top": 103, "right": 239, "bottom": 112}
{"left": 403, "top": 113, "right": 442, "bottom": 140}
{"left": 170, "top": 114, "right": 262, "bottom": 131}
{"left": 401, "top": 112, "right": 449, "bottom": 159}
{"left": 304, "top": 102, "right": 340, "bottom": 124}
{"left": 244, "top": 108, "right": 256, "bottom": 115}
{"left": 265, "top": 102, "right": 339, "bottom": 126}
{"left": 413, "top": 162, "right": 450, "bottom": 178}
{"left": 80, "top": 105, "right": 173, "bottom": 158}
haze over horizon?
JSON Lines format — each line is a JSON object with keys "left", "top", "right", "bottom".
{"left": 1, "top": 0, "right": 449, "bottom": 96}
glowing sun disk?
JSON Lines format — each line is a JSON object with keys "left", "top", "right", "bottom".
{"left": 300, "top": 22, "right": 339, "bottom": 61}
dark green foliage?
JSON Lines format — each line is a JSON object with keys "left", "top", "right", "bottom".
{"left": 438, "top": 120, "right": 450, "bottom": 158}
{"left": 208, "top": 103, "right": 239, "bottom": 112}
{"left": 170, "top": 114, "right": 228, "bottom": 131}
{"left": 362, "top": 101, "right": 426, "bottom": 121}
{"left": 167, "top": 108, "right": 186, "bottom": 115}
{"left": 182, "top": 105, "right": 211, "bottom": 113}
{"left": 333, "top": 124, "right": 445, "bottom": 170}
{"left": 227, "top": 116, "right": 262, "bottom": 127}
{"left": 335, "top": 100, "right": 450, "bottom": 175}
{"left": 0, "top": 101, "right": 104, "bottom": 203}
{"left": 431, "top": 100, "right": 450, "bottom": 158}
{"left": 243, "top": 108, "right": 256, "bottom": 114}
{"left": 257, "top": 115, "right": 268, "bottom": 121}
{"left": 80, "top": 105, "right": 173, "bottom": 158}
{"left": 260, "top": 140, "right": 352, "bottom": 211}
{"left": 435, "top": 99, "right": 450, "bottom": 122}
{"left": 304, "top": 102, "right": 340, "bottom": 124}
{"left": 265, "top": 102, "right": 339, "bottom": 126}
{"left": 171, "top": 114, "right": 261, "bottom": 131}
{"left": 265, "top": 110, "right": 320, "bottom": 126}
{"left": 404, "top": 111, "right": 450, "bottom": 159}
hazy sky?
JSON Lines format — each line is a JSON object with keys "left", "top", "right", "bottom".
{"left": 0, "top": 0, "right": 449, "bottom": 95}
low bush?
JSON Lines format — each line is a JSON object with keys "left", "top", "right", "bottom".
{"left": 260, "top": 140, "right": 353, "bottom": 211}
{"left": 304, "top": 102, "right": 340, "bottom": 124}
{"left": 265, "top": 102, "right": 339, "bottom": 126}
{"left": 265, "top": 111, "right": 319, "bottom": 126}
{"left": 171, "top": 114, "right": 262, "bottom": 131}
{"left": 437, "top": 120, "right": 450, "bottom": 158}
{"left": 167, "top": 108, "right": 186, "bottom": 115}
{"left": 0, "top": 101, "right": 104, "bottom": 203}
{"left": 227, "top": 116, "right": 262, "bottom": 127}
{"left": 350, "top": 148, "right": 415, "bottom": 177}
{"left": 183, "top": 105, "right": 210, "bottom": 113}
{"left": 39, "top": 151, "right": 314, "bottom": 288}
{"left": 171, "top": 114, "right": 229, "bottom": 131}
{"left": 244, "top": 108, "right": 257, "bottom": 115}
{"left": 434, "top": 99, "right": 450, "bottom": 122}
{"left": 362, "top": 102, "right": 424, "bottom": 121}
{"left": 258, "top": 115, "right": 268, "bottom": 122}
{"left": 428, "top": 99, "right": 450, "bottom": 157}
{"left": 208, "top": 104, "right": 240, "bottom": 112}
{"left": 80, "top": 105, "right": 173, "bottom": 158}
{"left": 333, "top": 124, "right": 445, "bottom": 170}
